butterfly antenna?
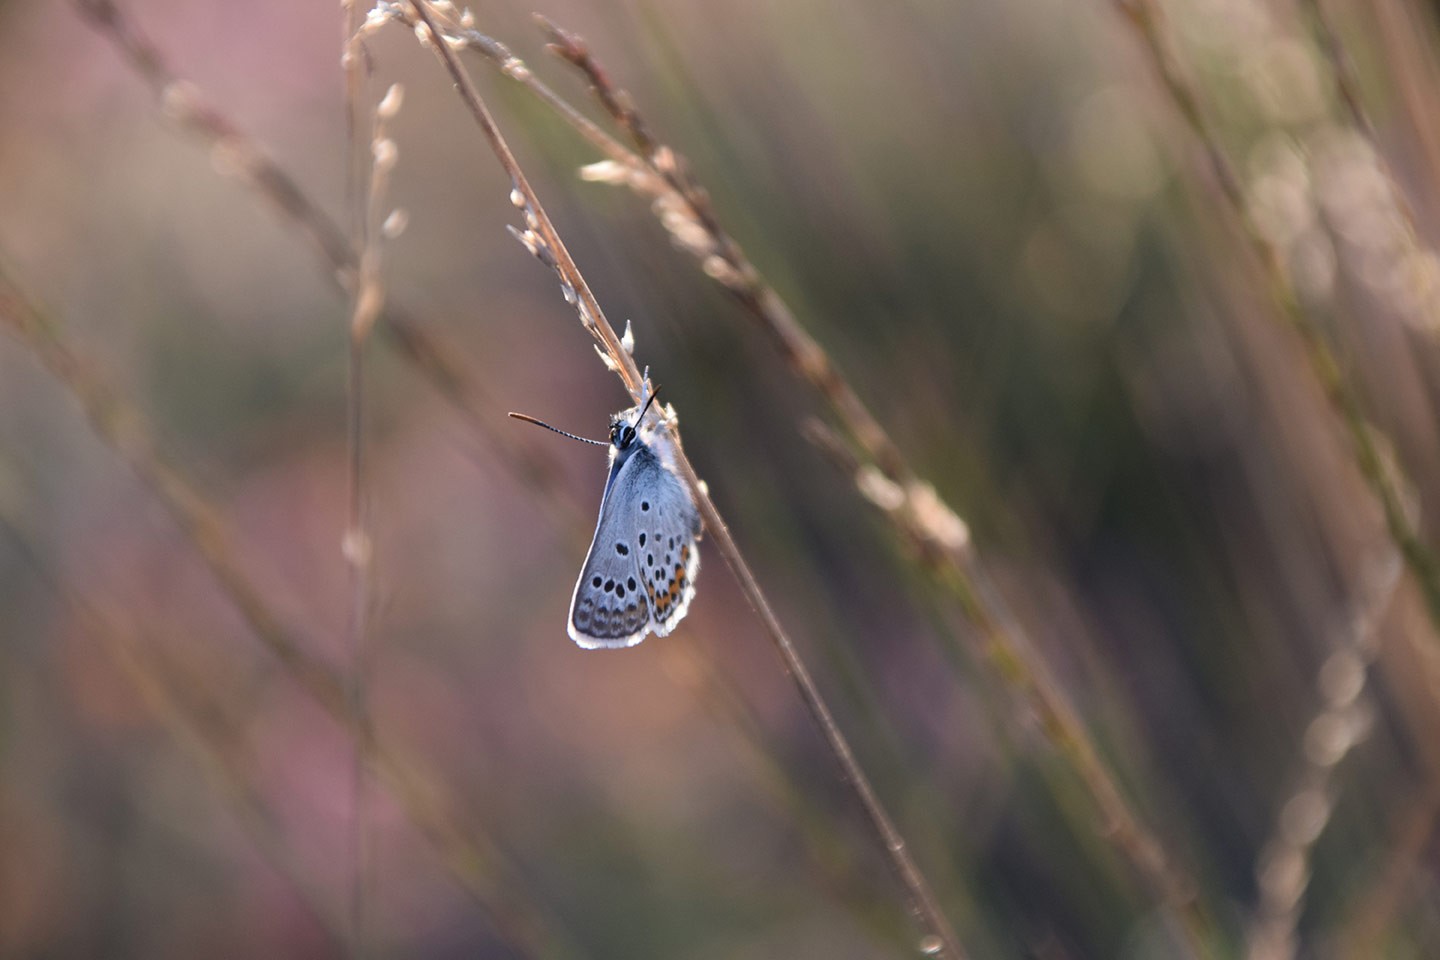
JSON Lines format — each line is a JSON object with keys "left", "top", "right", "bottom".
{"left": 635, "top": 387, "right": 660, "bottom": 425}
{"left": 508, "top": 412, "right": 608, "bottom": 446}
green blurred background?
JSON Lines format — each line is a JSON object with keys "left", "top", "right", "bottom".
{"left": 4, "top": 0, "right": 1440, "bottom": 956}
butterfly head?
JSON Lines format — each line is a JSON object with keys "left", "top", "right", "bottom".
{"left": 610, "top": 387, "right": 660, "bottom": 452}
{"left": 608, "top": 416, "right": 639, "bottom": 451}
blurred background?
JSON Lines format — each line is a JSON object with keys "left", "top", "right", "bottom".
{"left": 4, "top": 0, "right": 1440, "bottom": 956}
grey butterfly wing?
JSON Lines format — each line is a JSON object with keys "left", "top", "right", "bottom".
{"left": 568, "top": 443, "right": 700, "bottom": 647}
{"left": 623, "top": 445, "right": 701, "bottom": 637}
{"left": 568, "top": 451, "right": 654, "bottom": 648}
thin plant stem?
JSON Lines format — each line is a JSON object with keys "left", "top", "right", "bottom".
{"left": 0, "top": 263, "right": 572, "bottom": 960}
{"left": 1245, "top": 553, "right": 1401, "bottom": 960}
{"left": 1331, "top": 774, "right": 1440, "bottom": 957}
{"left": 341, "top": 6, "right": 369, "bottom": 955}
{"left": 1114, "top": 0, "right": 1440, "bottom": 630}
{"left": 344, "top": 0, "right": 370, "bottom": 242}
{"left": 1123, "top": 8, "right": 1440, "bottom": 948}
{"left": 418, "top": 13, "right": 1214, "bottom": 949}
{"left": 803, "top": 421, "right": 1209, "bottom": 948}
{"left": 403, "top": 2, "right": 968, "bottom": 956}
{"left": 377, "top": 6, "right": 642, "bottom": 182}
{"left": 342, "top": 68, "right": 404, "bottom": 960}
{"left": 112, "top": 630, "right": 351, "bottom": 951}
{"left": 63, "top": 3, "right": 939, "bottom": 946}
{"left": 70, "top": 0, "right": 584, "bottom": 536}
{"left": 1299, "top": 0, "right": 1440, "bottom": 333}
{"left": 1111, "top": 9, "right": 1440, "bottom": 953}
{"left": 533, "top": 18, "right": 910, "bottom": 481}
{"left": 1300, "top": 0, "right": 1374, "bottom": 141}
{"left": 660, "top": 643, "right": 916, "bottom": 951}
{"left": 1368, "top": 0, "right": 1440, "bottom": 196}
{"left": 0, "top": 503, "right": 348, "bottom": 950}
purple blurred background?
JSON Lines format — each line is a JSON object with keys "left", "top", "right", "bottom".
{"left": 5, "top": 0, "right": 1440, "bottom": 957}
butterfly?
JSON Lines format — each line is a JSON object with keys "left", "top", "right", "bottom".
{"left": 511, "top": 384, "right": 702, "bottom": 648}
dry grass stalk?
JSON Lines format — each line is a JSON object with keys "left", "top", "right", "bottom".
{"left": 341, "top": 68, "right": 404, "bottom": 958}
{"left": 401, "top": 1, "right": 968, "bottom": 955}
{"left": 0, "top": 504, "right": 347, "bottom": 948}
{"left": 381, "top": 7, "right": 1214, "bottom": 949}
{"left": 342, "top": 2, "right": 372, "bottom": 947}
{"left": 377, "top": 3, "right": 919, "bottom": 499}
{"left": 1114, "top": 0, "right": 1440, "bottom": 632}
{"left": 63, "top": 2, "right": 944, "bottom": 945}
{"left": 1300, "top": 0, "right": 1373, "bottom": 141}
{"left": 70, "top": 0, "right": 584, "bottom": 536}
{"left": 804, "top": 422, "right": 1209, "bottom": 947}
{"left": 1368, "top": 0, "right": 1440, "bottom": 193}
{"left": 1298, "top": 0, "right": 1440, "bottom": 336}
{"left": 0, "top": 265, "right": 569, "bottom": 960}
{"left": 660, "top": 641, "right": 930, "bottom": 949}
{"left": 343, "top": 0, "right": 371, "bottom": 245}
{"left": 1331, "top": 774, "right": 1440, "bottom": 957}
{"left": 536, "top": 16, "right": 955, "bottom": 525}
{"left": 107, "top": 625, "right": 351, "bottom": 950}
{"left": 1245, "top": 553, "right": 1401, "bottom": 960}
{"left": 1120, "top": 10, "right": 1440, "bottom": 950}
